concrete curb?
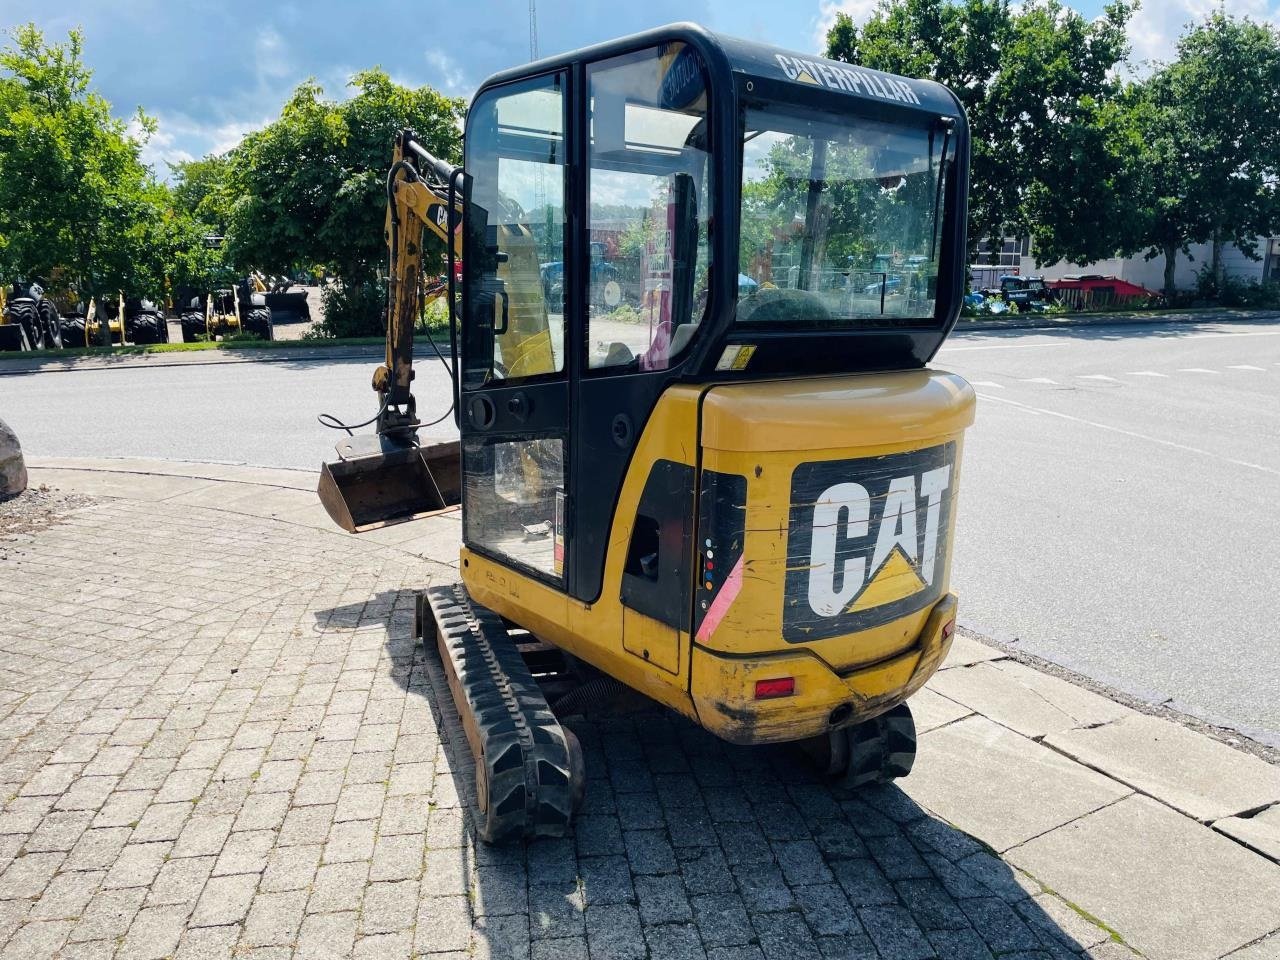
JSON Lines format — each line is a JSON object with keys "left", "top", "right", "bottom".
{"left": 17, "top": 458, "right": 1280, "bottom": 959}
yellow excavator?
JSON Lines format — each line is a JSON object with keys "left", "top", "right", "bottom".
{"left": 320, "top": 24, "right": 975, "bottom": 842}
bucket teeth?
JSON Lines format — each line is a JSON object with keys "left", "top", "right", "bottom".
{"left": 422, "top": 584, "right": 581, "bottom": 843}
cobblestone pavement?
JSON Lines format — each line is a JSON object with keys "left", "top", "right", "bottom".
{"left": 0, "top": 495, "right": 1185, "bottom": 958}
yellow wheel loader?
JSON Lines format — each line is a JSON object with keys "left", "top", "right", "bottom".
{"left": 179, "top": 281, "right": 273, "bottom": 343}
{"left": 320, "top": 24, "right": 975, "bottom": 843}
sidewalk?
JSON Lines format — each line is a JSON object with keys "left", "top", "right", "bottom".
{"left": 1, "top": 458, "right": 1278, "bottom": 960}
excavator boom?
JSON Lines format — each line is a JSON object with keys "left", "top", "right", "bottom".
{"left": 318, "top": 130, "right": 465, "bottom": 532}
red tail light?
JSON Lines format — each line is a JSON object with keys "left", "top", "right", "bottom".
{"left": 941, "top": 619, "right": 956, "bottom": 640}
{"left": 754, "top": 677, "right": 795, "bottom": 700}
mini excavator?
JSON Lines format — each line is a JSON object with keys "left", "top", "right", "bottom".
{"left": 319, "top": 24, "right": 976, "bottom": 843}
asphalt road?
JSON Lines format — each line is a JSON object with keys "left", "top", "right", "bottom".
{"left": 2, "top": 317, "right": 1278, "bottom": 744}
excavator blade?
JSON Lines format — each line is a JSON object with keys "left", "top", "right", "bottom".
{"left": 263, "top": 291, "right": 312, "bottom": 325}
{"left": 318, "top": 437, "right": 461, "bottom": 533}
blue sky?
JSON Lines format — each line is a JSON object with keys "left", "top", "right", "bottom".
{"left": 0, "top": 0, "right": 1252, "bottom": 174}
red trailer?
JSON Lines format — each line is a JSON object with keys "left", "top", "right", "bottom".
{"left": 1047, "top": 275, "right": 1162, "bottom": 310}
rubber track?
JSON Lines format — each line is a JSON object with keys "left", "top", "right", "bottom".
{"left": 842, "top": 702, "right": 917, "bottom": 789}
{"left": 423, "top": 584, "right": 578, "bottom": 843}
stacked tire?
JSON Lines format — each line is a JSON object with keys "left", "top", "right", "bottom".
{"left": 180, "top": 310, "right": 206, "bottom": 343}
{"left": 1, "top": 295, "right": 62, "bottom": 351}
{"left": 126, "top": 302, "right": 169, "bottom": 345}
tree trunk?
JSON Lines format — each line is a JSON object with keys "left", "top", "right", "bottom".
{"left": 1163, "top": 243, "right": 1178, "bottom": 301}
{"left": 1212, "top": 224, "right": 1225, "bottom": 295}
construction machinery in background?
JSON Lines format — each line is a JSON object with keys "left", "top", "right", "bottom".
{"left": 260, "top": 275, "right": 312, "bottom": 326}
{"left": 0, "top": 280, "right": 64, "bottom": 351}
{"left": 178, "top": 281, "right": 274, "bottom": 343}
{"left": 319, "top": 24, "right": 974, "bottom": 843}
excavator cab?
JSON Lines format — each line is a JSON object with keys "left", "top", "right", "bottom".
{"left": 321, "top": 24, "right": 975, "bottom": 842}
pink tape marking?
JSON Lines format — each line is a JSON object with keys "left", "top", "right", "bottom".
{"left": 695, "top": 556, "right": 745, "bottom": 644}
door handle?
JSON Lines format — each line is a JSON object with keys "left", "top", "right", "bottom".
{"left": 495, "top": 288, "right": 509, "bottom": 335}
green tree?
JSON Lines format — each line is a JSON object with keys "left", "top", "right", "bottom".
{"left": 224, "top": 69, "right": 464, "bottom": 336}
{"left": 1151, "top": 14, "right": 1280, "bottom": 295}
{"left": 826, "top": 0, "right": 1135, "bottom": 265}
{"left": 0, "top": 24, "right": 170, "bottom": 327}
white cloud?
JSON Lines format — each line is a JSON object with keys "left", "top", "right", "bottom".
{"left": 1117, "top": 0, "right": 1280, "bottom": 72}
{"left": 424, "top": 49, "right": 469, "bottom": 95}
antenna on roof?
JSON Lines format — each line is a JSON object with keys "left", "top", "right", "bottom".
{"left": 529, "top": 0, "right": 539, "bottom": 60}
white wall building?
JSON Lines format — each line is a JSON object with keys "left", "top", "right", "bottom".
{"left": 974, "top": 237, "right": 1280, "bottom": 292}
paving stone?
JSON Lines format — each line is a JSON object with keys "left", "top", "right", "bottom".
{"left": 297, "top": 910, "right": 358, "bottom": 959}
{"left": 212, "top": 829, "right": 275, "bottom": 876}
{"left": 1010, "top": 795, "right": 1280, "bottom": 960}
{"left": 531, "top": 936, "right": 588, "bottom": 960}
{"left": 0, "top": 852, "right": 65, "bottom": 899}
{"left": 941, "top": 634, "right": 1005, "bottom": 668}
{"left": 529, "top": 881, "right": 584, "bottom": 940}
{"left": 857, "top": 904, "right": 935, "bottom": 960}
{"left": 958, "top": 896, "right": 1041, "bottom": 953}
{"left": 308, "top": 860, "right": 369, "bottom": 914}
{"left": 146, "top": 855, "right": 214, "bottom": 907}
{"left": 1215, "top": 803, "right": 1280, "bottom": 864}
{"left": 707, "top": 948, "right": 767, "bottom": 960}
{"left": 676, "top": 847, "right": 733, "bottom": 898}
{"left": 688, "top": 892, "right": 752, "bottom": 947}
{"left": 174, "top": 923, "right": 241, "bottom": 960}
{"left": 575, "top": 815, "right": 624, "bottom": 856}
{"left": 755, "top": 911, "right": 822, "bottom": 960}
{"left": 901, "top": 716, "right": 1131, "bottom": 851}
{"left": 369, "top": 832, "right": 424, "bottom": 882}
{"left": 865, "top": 833, "right": 931, "bottom": 881}
{"left": 232, "top": 791, "right": 289, "bottom": 832}
{"left": 103, "top": 841, "right": 172, "bottom": 889}
{"left": 172, "top": 814, "right": 234, "bottom": 859}
{"left": 1015, "top": 893, "right": 1111, "bottom": 951}
{"left": 527, "top": 838, "right": 578, "bottom": 886}
{"left": 1046, "top": 714, "right": 1280, "bottom": 823}
{"left": 474, "top": 864, "right": 530, "bottom": 917}
{"left": 797, "top": 882, "right": 863, "bottom": 936}
{"left": 415, "top": 893, "right": 471, "bottom": 954}
{"left": 585, "top": 902, "right": 645, "bottom": 960}
{"left": 69, "top": 887, "right": 147, "bottom": 942}
{"left": 190, "top": 873, "right": 258, "bottom": 927}
{"left": 772, "top": 838, "right": 835, "bottom": 886}
{"left": 131, "top": 801, "right": 192, "bottom": 843}
{"left": 117, "top": 904, "right": 190, "bottom": 960}
{"left": 579, "top": 855, "right": 634, "bottom": 906}
{"left": 1, "top": 919, "right": 74, "bottom": 959}
{"left": 65, "top": 825, "right": 130, "bottom": 870}
{"left": 636, "top": 873, "right": 693, "bottom": 924}
{"left": 23, "top": 810, "right": 92, "bottom": 853}
{"left": 241, "top": 889, "right": 309, "bottom": 946}
{"left": 624, "top": 828, "right": 677, "bottom": 875}
{"left": 279, "top": 804, "right": 334, "bottom": 846}
{"left": 925, "top": 928, "right": 995, "bottom": 960}
{"left": 645, "top": 921, "right": 708, "bottom": 960}
{"left": 323, "top": 819, "right": 376, "bottom": 863}
{"left": 831, "top": 858, "right": 896, "bottom": 907}
{"left": 29, "top": 870, "right": 102, "bottom": 920}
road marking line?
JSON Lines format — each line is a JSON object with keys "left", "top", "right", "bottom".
{"left": 975, "top": 392, "right": 1280, "bottom": 478}
{"left": 1077, "top": 374, "right": 1118, "bottom": 381}
{"left": 971, "top": 380, "right": 1005, "bottom": 389}
{"left": 1228, "top": 364, "right": 1267, "bottom": 371}
{"left": 1018, "top": 377, "right": 1059, "bottom": 384}
{"left": 1127, "top": 371, "right": 1169, "bottom": 377}
{"left": 1177, "top": 368, "right": 1219, "bottom": 373}
{"left": 942, "top": 328, "right": 1280, "bottom": 352}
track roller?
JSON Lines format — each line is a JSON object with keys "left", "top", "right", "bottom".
{"left": 420, "top": 584, "right": 584, "bottom": 843}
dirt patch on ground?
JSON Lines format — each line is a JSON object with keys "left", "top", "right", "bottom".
{"left": 0, "top": 485, "right": 97, "bottom": 539}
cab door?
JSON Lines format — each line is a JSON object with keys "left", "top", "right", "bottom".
{"left": 460, "top": 72, "right": 572, "bottom": 584}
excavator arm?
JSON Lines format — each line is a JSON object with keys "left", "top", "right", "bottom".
{"left": 373, "top": 130, "right": 464, "bottom": 435}
{"left": 317, "top": 130, "right": 465, "bottom": 534}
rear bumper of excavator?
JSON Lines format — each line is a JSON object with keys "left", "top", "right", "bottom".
{"left": 689, "top": 593, "right": 957, "bottom": 746}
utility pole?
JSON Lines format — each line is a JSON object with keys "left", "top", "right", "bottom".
{"left": 529, "top": 0, "right": 539, "bottom": 60}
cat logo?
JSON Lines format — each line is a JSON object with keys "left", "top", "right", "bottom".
{"left": 783, "top": 444, "right": 953, "bottom": 641}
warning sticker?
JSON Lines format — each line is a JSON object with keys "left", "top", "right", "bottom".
{"left": 715, "top": 344, "right": 757, "bottom": 372}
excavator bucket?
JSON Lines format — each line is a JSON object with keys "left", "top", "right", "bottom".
{"left": 264, "top": 291, "right": 312, "bottom": 326}
{"left": 318, "top": 437, "right": 461, "bottom": 533}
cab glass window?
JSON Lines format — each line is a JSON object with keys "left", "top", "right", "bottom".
{"left": 738, "top": 104, "right": 954, "bottom": 328}
{"left": 586, "top": 43, "right": 712, "bottom": 371}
